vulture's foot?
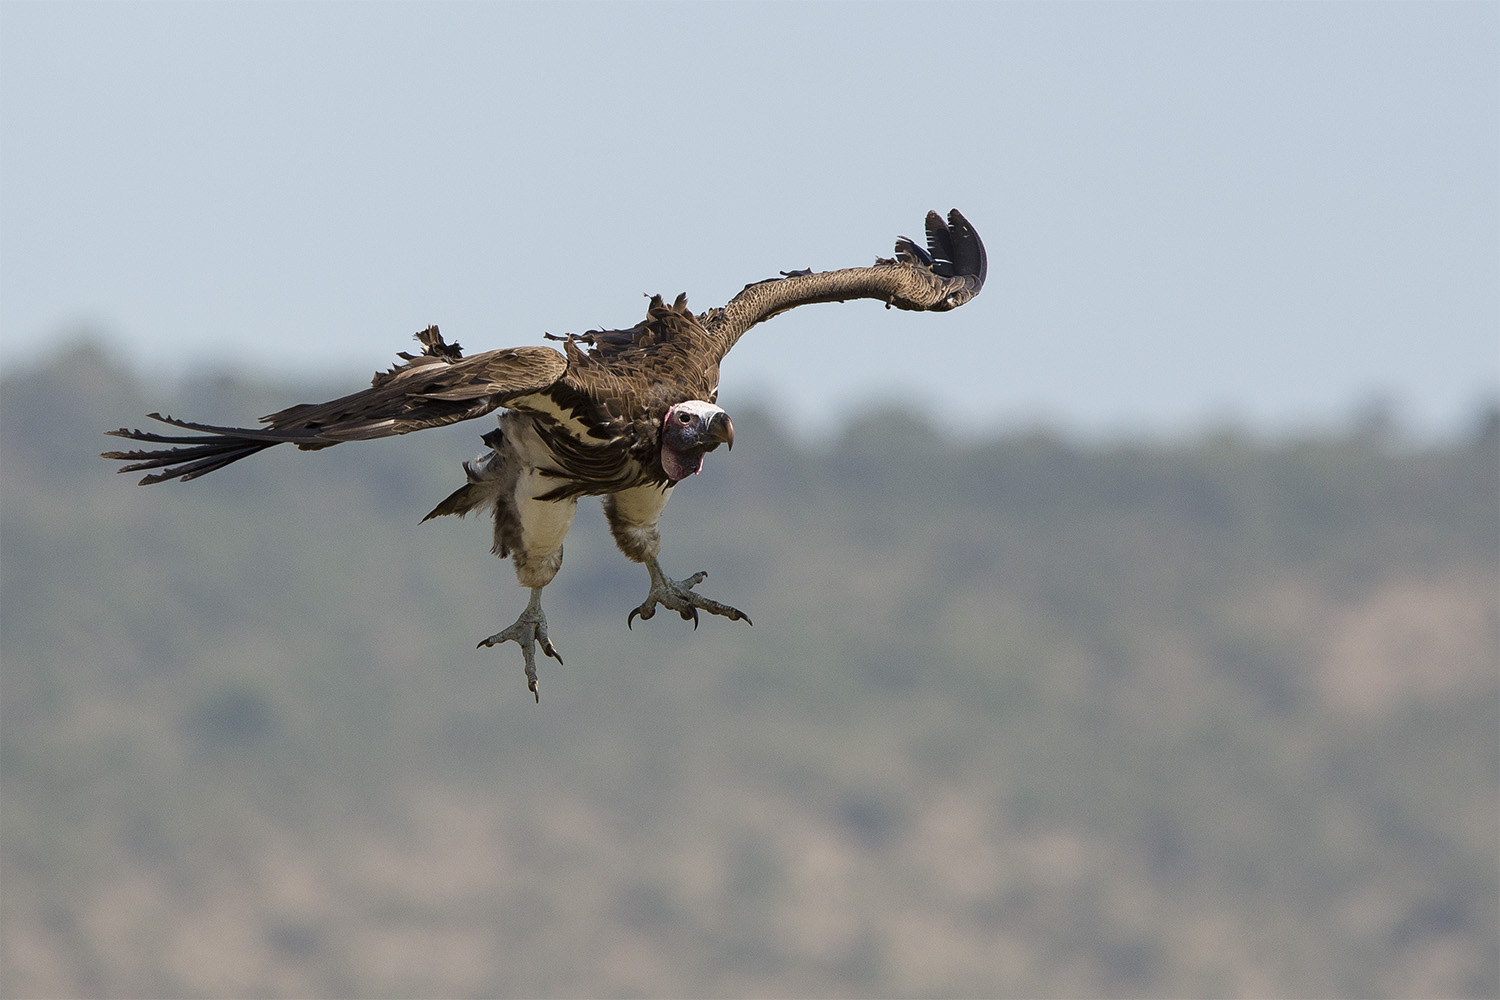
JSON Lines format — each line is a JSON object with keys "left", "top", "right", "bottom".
{"left": 628, "top": 559, "right": 753, "bottom": 630}
{"left": 477, "top": 587, "right": 561, "bottom": 703}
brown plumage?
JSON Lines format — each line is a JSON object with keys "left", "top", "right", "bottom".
{"left": 104, "top": 209, "right": 988, "bottom": 700}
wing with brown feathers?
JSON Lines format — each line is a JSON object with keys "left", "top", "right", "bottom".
{"left": 103, "top": 326, "right": 568, "bottom": 484}
{"left": 701, "top": 209, "right": 987, "bottom": 356}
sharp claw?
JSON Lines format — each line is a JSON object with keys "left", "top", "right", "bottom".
{"left": 629, "top": 563, "right": 748, "bottom": 633}
{"left": 478, "top": 590, "right": 556, "bottom": 702}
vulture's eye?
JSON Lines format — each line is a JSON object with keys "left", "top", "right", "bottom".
{"left": 677, "top": 411, "right": 693, "bottom": 424}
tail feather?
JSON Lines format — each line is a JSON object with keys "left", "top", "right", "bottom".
{"left": 421, "top": 438, "right": 505, "bottom": 522}
{"left": 421, "top": 482, "right": 484, "bottom": 522}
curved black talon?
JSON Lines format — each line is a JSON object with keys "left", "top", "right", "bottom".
{"left": 478, "top": 587, "right": 561, "bottom": 703}
{"left": 628, "top": 562, "right": 751, "bottom": 631}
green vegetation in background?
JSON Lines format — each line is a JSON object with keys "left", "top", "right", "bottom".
{"left": 2, "top": 344, "right": 1496, "bottom": 997}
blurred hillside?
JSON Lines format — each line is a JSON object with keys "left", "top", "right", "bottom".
{"left": 2, "top": 344, "right": 1497, "bottom": 998}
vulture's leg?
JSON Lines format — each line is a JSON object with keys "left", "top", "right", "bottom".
{"left": 603, "top": 486, "right": 753, "bottom": 630}
{"left": 474, "top": 463, "right": 577, "bottom": 702}
{"left": 478, "top": 586, "right": 560, "bottom": 702}
{"left": 628, "top": 558, "right": 752, "bottom": 629}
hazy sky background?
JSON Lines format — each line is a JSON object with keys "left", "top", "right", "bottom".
{"left": 2, "top": 2, "right": 1496, "bottom": 440}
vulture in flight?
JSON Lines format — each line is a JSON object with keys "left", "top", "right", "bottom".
{"left": 105, "top": 209, "right": 987, "bottom": 700}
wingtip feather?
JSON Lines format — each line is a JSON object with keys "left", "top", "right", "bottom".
{"left": 945, "top": 208, "right": 987, "bottom": 287}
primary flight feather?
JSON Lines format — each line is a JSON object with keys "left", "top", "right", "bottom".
{"left": 104, "top": 209, "right": 988, "bottom": 700}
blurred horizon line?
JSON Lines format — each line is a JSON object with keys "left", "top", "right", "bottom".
{"left": 7, "top": 328, "right": 1498, "bottom": 451}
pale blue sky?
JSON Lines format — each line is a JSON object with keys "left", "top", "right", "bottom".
{"left": 2, "top": 2, "right": 1495, "bottom": 439}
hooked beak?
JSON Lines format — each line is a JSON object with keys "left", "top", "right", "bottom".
{"left": 706, "top": 411, "right": 735, "bottom": 451}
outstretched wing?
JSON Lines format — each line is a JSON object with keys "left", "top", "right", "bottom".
{"left": 103, "top": 327, "right": 567, "bottom": 484}
{"left": 702, "top": 209, "right": 987, "bottom": 356}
